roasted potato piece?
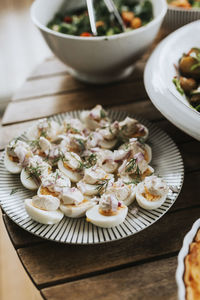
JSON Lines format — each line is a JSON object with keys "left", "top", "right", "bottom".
{"left": 179, "top": 56, "right": 200, "bottom": 79}
{"left": 180, "top": 77, "right": 197, "bottom": 93}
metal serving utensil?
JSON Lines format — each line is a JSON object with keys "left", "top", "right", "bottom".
{"left": 86, "top": 0, "right": 97, "bottom": 36}
{"left": 104, "top": 0, "right": 126, "bottom": 32}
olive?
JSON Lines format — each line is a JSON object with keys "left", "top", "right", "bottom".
{"left": 180, "top": 77, "right": 197, "bottom": 93}
{"left": 190, "top": 94, "right": 200, "bottom": 106}
{"left": 179, "top": 56, "right": 200, "bottom": 79}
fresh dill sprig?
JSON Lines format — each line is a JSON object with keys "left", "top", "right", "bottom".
{"left": 95, "top": 179, "right": 110, "bottom": 194}
{"left": 10, "top": 188, "right": 19, "bottom": 195}
{"left": 125, "top": 158, "right": 137, "bottom": 173}
{"left": 84, "top": 154, "right": 97, "bottom": 168}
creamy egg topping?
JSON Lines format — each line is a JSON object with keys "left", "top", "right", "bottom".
{"left": 140, "top": 176, "right": 168, "bottom": 201}
{"left": 7, "top": 140, "right": 32, "bottom": 166}
{"left": 99, "top": 194, "right": 120, "bottom": 216}
{"left": 5, "top": 105, "right": 168, "bottom": 226}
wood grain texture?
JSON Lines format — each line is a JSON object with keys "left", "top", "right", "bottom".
{"left": 28, "top": 58, "right": 68, "bottom": 80}
{"left": 41, "top": 256, "right": 177, "bottom": 300}
{"left": 17, "top": 207, "right": 200, "bottom": 287}
{"left": 2, "top": 80, "right": 147, "bottom": 125}
{"left": 3, "top": 214, "right": 44, "bottom": 249}
{"left": 14, "top": 61, "right": 145, "bottom": 101}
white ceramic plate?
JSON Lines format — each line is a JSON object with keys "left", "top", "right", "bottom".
{"left": 176, "top": 218, "right": 200, "bottom": 300}
{"left": 144, "top": 20, "right": 200, "bottom": 141}
{"left": 0, "top": 110, "right": 184, "bottom": 244}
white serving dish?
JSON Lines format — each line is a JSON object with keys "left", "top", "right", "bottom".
{"left": 144, "top": 20, "right": 200, "bottom": 141}
{"left": 31, "top": 0, "right": 167, "bottom": 84}
{"left": 176, "top": 218, "right": 200, "bottom": 300}
{"left": 164, "top": 4, "right": 200, "bottom": 31}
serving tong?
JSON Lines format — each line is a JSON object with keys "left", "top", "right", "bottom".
{"left": 86, "top": 0, "right": 126, "bottom": 36}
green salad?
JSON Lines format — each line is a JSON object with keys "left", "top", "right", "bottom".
{"left": 167, "top": 0, "right": 200, "bottom": 9}
{"left": 47, "top": 0, "right": 153, "bottom": 37}
{"left": 173, "top": 48, "right": 200, "bottom": 113}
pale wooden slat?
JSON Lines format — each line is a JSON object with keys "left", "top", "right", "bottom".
{"left": 27, "top": 58, "right": 68, "bottom": 80}
{"left": 13, "top": 74, "right": 85, "bottom": 101}
{"left": 41, "top": 256, "right": 176, "bottom": 300}
{"left": 4, "top": 170, "right": 200, "bottom": 250}
{"left": 2, "top": 82, "right": 147, "bottom": 125}
{"left": 14, "top": 62, "right": 145, "bottom": 102}
{"left": 2, "top": 214, "right": 44, "bottom": 249}
{"left": 0, "top": 120, "right": 38, "bottom": 150}
{"left": 17, "top": 207, "right": 200, "bottom": 287}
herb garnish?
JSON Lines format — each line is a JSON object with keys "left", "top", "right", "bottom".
{"left": 173, "top": 77, "right": 184, "bottom": 95}
{"left": 26, "top": 165, "right": 42, "bottom": 178}
{"left": 76, "top": 139, "right": 85, "bottom": 152}
{"left": 96, "top": 179, "right": 110, "bottom": 194}
{"left": 190, "top": 48, "right": 200, "bottom": 71}
{"left": 10, "top": 188, "right": 19, "bottom": 195}
{"left": 84, "top": 154, "right": 97, "bottom": 168}
{"left": 100, "top": 109, "right": 106, "bottom": 118}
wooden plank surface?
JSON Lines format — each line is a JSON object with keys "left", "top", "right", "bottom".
{"left": 2, "top": 80, "right": 147, "bottom": 125}
{"left": 14, "top": 62, "right": 145, "bottom": 101}
{"left": 41, "top": 256, "right": 177, "bottom": 300}
{"left": 2, "top": 214, "right": 44, "bottom": 249}
{"left": 17, "top": 207, "right": 200, "bottom": 287}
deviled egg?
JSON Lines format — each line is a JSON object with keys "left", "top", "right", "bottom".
{"left": 118, "top": 117, "right": 149, "bottom": 140}
{"left": 60, "top": 187, "right": 94, "bottom": 218}
{"left": 20, "top": 155, "right": 51, "bottom": 190}
{"left": 136, "top": 176, "right": 169, "bottom": 210}
{"left": 86, "top": 194, "right": 128, "bottom": 228}
{"left": 4, "top": 139, "right": 32, "bottom": 174}
{"left": 107, "top": 179, "right": 136, "bottom": 206}
{"left": 27, "top": 118, "right": 61, "bottom": 141}
{"left": 25, "top": 196, "right": 63, "bottom": 225}
{"left": 81, "top": 105, "right": 109, "bottom": 130}
{"left": 58, "top": 151, "right": 83, "bottom": 182}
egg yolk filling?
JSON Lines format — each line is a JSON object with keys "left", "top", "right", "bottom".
{"left": 8, "top": 154, "right": 19, "bottom": 163}
{"left": 98, "top": 206, "right": 124, "bottom": 217}
{"left": 142, "top": 187, "right": 160, "bottom": 202}
{"left": 40, "top": 186, "right": 58, "bottom": 198}
{"left": 63, "top": 162, "right": 75, "bottom": 171}
{"left": 144, "top": 150, "right": 149, "bottom": 162}
{"left": 62, "top": 199, "right": 88, "bottom": 207}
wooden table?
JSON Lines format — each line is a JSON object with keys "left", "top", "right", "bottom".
{"left": 1, "top": 30, "right": 200, "bottom": 300}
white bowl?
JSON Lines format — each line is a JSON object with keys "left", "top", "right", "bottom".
{"left": 31, "top": 0, "right": 167, "bottom": 84}
{"left": 176, "top": 218, "right": 200, "bottom": 300}
{"left": 144, "top": 20, "right": 200, "bottom": 141}
{"left": 164, "top": 5, "right": 200, "bottom": 31}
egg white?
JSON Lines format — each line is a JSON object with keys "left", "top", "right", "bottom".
{"left": 77, "top": 182, "right": 100, "bottom": 196}
{"left": 121, "top": 186, "right": 136, "bottom": 206}
{"left": 4, "top": 151, "right": 22, "bottom": 174}
{"left": 135, "top": 182, "right": 167, "bottom": 210}
{"left": 86, "top": 205, "right": 128, "bottom": 228}
{"left": 99, "top": 138, "right": 117, "bottom": 150}
{"left": 60, "top": 200, "right": 94, "bottom": 218}
{"left": 58, "top": 160, "right": 82, "bottom": 183}
{"left": 144, "top": 144, "right": 152, "bottom": 164}
{"left": 38, "top": 185, "right": 60, "bottom": 202}
{"left": 20, "top": 168, "right": 39, "bottom": 190}
{"left": 25, "top": 198, "right": 64, "bottom": 224}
